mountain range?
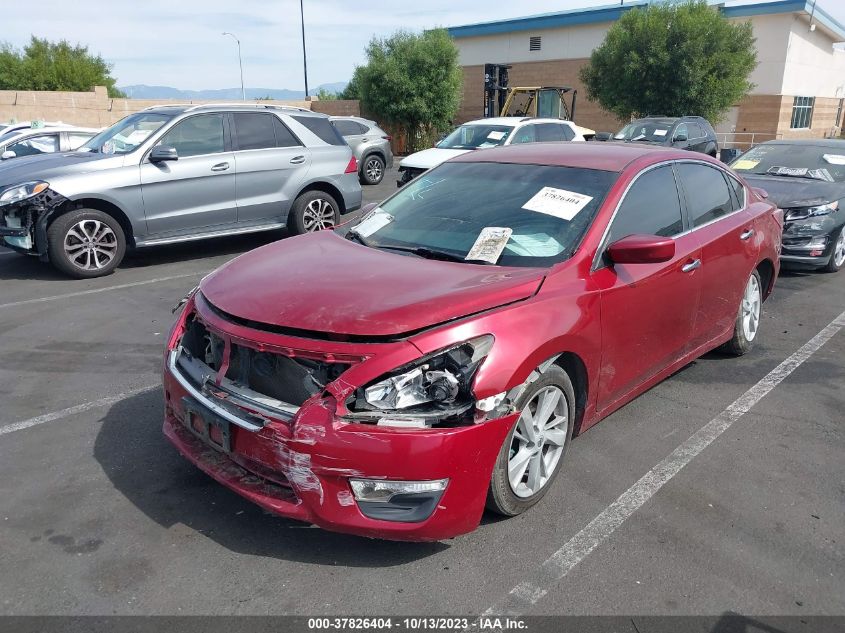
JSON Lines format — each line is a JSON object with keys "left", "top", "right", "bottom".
{"left": 118, "top": 82, "right": 348, "bottom": 100}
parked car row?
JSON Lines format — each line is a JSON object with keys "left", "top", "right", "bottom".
{"left": 2, "top": 100, "right": 841, "bottom": 541}
{"left": 0, "top": 123, "right": 99, "bottom": 160}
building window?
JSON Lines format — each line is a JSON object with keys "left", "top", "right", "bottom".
{"left": 529, "top": 36, "right": 542, "bottom": 51}
{"left": 837, "top": 98, "right": 844, "bottom": 127}
{"left": 790, "top": 96, "right": 815, "bottom": 129}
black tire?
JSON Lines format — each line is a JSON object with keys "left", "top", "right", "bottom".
{"left": 288, "top": 191, "right": 340, "bottom": 235}
{"left": 821, "top": 227, "right": 844, "bottom": 273}
{"left": 486, "top": 364, "right": 576, "bottom": 517}
{"left": 47, "top": 209, "right": 126, "bottom": 279}
{"left": 721, "top": 269, "right": 763, "bottom": 356}
{"left": 359, "top": 155, "right": 385, "bottom": 185}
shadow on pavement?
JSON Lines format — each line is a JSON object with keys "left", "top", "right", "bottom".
{"left": 93, "top": 389, "right": 449, "bottom": 566}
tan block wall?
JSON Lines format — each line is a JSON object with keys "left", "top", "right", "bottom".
{"left": 0, "top": 86, "right": 314, "bottom": 128}
{"left": 457, "top": 60, "right": 626, "bottom": 133}
{"left": 311, "top": 100, "right": 361, "bottom": 117}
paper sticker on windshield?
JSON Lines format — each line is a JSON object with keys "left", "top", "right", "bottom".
{"left": 653, "top": 129, "right": 668, "bottom": 137}
{"left": 768, "top": 166, "right": 807, "bottom": 177}
{"left": 522, "top": 187, "right": 593, "bottom": 221}
{"left": 487, "top": 130, "right": 506, "bottom": 140}
{"left": 466, "top": 227, "right": 512, "bottom": 264}
{"left": 823, "top": 154, "right": 845, "bottom": 165}
{"left": 353, "top": 209, "right": 393, "bottom": 238}
{"left": 732, "top": 159, "right": 759, "bottom": 170}
{"left": 101, "top": 141, "right": 115, "bottom": 155}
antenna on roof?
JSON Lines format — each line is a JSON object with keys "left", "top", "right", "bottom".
{"left": 809, "top": 0, "right": 817, "bottom": 32}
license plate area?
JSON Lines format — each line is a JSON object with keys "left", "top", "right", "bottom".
{"left": 182, "top": 396, "right": 232, "bottom": 453}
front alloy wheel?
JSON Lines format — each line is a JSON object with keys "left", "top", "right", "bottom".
{"left": 289, "top": 191, "right": 340, "bottom": 235}
{"left": 47, "top": 208, "right": 126, "bottom": 278}
{"left": 823, "top": 228, "right": 845, "bottom": 273}
{"left": 64, "top": 219, "right": 119, "bottom": 272}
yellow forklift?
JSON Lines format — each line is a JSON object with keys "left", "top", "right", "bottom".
{"left": 484, "top": 64, "right": 578, "bottom": 121}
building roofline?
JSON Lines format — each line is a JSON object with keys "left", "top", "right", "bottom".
{"left": 447, "top": 1, "right": 845, "bottom": 42}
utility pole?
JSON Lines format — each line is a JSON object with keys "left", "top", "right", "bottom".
{"left": 222, "top": 32, "right": 246, "bottom": 100}
{"left": 300, "top": 0, "right": 309, "bottom": 97}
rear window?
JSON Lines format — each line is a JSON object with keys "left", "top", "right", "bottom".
{"left": 332, "top": 119, "right": 366, "bottom": 136}
{"left": 292, "top": 115, "right": 345, "bottom": 146}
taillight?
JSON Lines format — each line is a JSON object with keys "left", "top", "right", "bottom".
{"left": 345, "top": 156, "right": 358, "bottom": 174}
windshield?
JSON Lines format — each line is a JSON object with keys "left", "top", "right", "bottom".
{"left": 437, "top": 124, "right": 513, "bottom": 150}
{"left": 730, "top": 143, "right": 845, "bottom": 183}
{"left": 614, "top": 121, "right": 673, "bottom": 143}
{"left": 344, "top": 162, "right": 617, "bottom": 267}
{"left": 80, "top": 112, "right": 174, "bottom": 155}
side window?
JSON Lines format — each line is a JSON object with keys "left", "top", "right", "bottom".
{"left": 68, "top": 133, "right": 94, "bottom": 149}
{"left": 233, "top": 113, "right": 276, "bottom": 150}
{"left": 291, "top": 115, "right": 345, "bottom": 145}
{"left": 8, "top": 134, "right": 59, "bottom": 156}
{"left": 273, "top": 117, "right": 301, "bottom": 148}
{"left": 606, "top": 165, "right": 684, "bottom": 249}
{"left": 159, "top": 114, "right": 225, "bottom": 157}
{"left": 688, "top": 123, "right": 704, "bottom": 139}
{"left": 727, "top": 174, "right": 746, "bottom": 210}
{"left": 535, "top": 123, "right": 565, "bottom": 142}
{"left": 561, "top": 124, "right": 576, "bottom": 141}
{"left": 510, "top": 125, "right": 537, "bottom": 144}
{"left": 674, "top": 123, "right": 689, "bottom": 141}
{"left": 356, "top": 122, "right": 371, "bottom": 134}
{"left": 677, "top": 163, "right": 734, "bottom": 227}
{"left": 332, "top": 120, "right": 361, "bottom": 137}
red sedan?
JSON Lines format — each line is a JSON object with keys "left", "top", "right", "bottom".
{"left": 162, "top": 143, "right": 782, "bottom": 541}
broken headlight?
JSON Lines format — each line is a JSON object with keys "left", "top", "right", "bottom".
{"left": 785, "top": 201, "right": 838, "bottom": 221}
{"left": 347, "top": 335, "right": 494, "bottom": 424}
{"left": 0, "top": 181, "right": 49, "bottom": 207}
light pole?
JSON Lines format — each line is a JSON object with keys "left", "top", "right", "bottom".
{"left": 300, "top": 0, "right": 309, "bottom": 98}
{"left": 222, "top": 32, "right": 246, "bottom": 101}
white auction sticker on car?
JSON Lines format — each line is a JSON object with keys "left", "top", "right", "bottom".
{"left": 466, "top": 227, "right": 513, "bottom": 264}
{"left": 522, "top": 187, "right": 593, "bottom": 221}
{"left": 653, "top": 129, "right": 668, "bottom": 137}
{"left": 823, "top": 154, "right": 845, "bottom": 165}
{"left": 353, "top": 209, "right": 393, "bottom": 237}
{"left": 487, "top": 130, "right": 506, "bottom": 140}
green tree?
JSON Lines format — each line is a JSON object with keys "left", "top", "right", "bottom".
{"left": 579, "top": 0, "right": 756, "bottom": 123}
{"left": 339, "top": 70, "right": 361, "bottom": 100}
{"left": 0, "top": 36, "right": 125, "bottom": 97}
{"left": 316, "top": 87, "right": 338, "bottom": 101}
{"left": 356, "top": 29, "right": 462, "bottom": 151}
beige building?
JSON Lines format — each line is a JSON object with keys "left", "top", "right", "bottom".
{"left": 447, "top": 0, "right": 845, "bottom": 144}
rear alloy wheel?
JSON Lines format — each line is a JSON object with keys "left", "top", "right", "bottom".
{"left": 360, "top": 155, "right": 385, "bottom": 185}
{"left": 289, "top": 191, "right": 340, "bottom": 235}
{"left": 822, "top": 228, "right": 845, "bottom": 273}
{"left": 487, "top": 365, "right": 575, "bottom": 516}
{"left": 722, "top": 269, "right": 762, "bottom": 356}
{"left": 47, "top": 209, "right": 126, "bottom": 278}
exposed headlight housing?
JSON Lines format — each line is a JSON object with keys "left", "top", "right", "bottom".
{"left": 785, "top": 201, "right": 838, "bottom": 221}
{"left": 346, "top": 335, "right": 494, "bottom": 426}
{"left": 0, "top": 181, "right": 49, "bottom": 207}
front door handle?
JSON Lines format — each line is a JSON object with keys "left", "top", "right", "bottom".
{"left": 211, "top": 162, "right": 230, "bottom": 172}
{"left": 740, "top": 228, "right": 755, "bottom": 241}
{"left": 682, "top": 259, "right": 701, "bottom": 273}
{"left": 290, "top": 155, "right": 306, "bottom": 165}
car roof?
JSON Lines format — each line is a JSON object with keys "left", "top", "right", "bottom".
{"left": 629, "top": 116, "right": 708, "bottom": 125}
{"left": 448, "top": 141, "right": 700, "bottom": 172}
{"left": 140, "top": 103, "right": 326, "bottom": 117}
{"left": 757, "top": 138, "right": 845, "bottom": 149}
{"left": 463, "top": 117, "right": 574, "bottom": 127}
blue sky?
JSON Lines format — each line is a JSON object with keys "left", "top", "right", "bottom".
{"left": 3, "top": 0, "right": 845, "bottom": 91}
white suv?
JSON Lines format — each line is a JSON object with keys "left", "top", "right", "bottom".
{"left": 397, "top": 117, "right": 585, "bottom": 186}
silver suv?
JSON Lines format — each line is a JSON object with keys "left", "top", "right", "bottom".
{"left": 330, "top": 116, "right": 393, "bottom": 185}
{"left": 0, "top": 104, "right": 362, "bottom": 278}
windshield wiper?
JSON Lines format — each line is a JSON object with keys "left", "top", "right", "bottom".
{"left": 378, "top": 244, "right": 493, "bottom": 265}
{"left": 345, "top": 230, "right": 372, "bottom": 247}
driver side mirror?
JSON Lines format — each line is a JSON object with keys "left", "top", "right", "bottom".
{"left": 607, "top": 234, "right": 675, "bottom": 264}
{"left": 1, "top": 150, "right": 16, "bottom": 160}
{"left": 673, "top": 133, "right": 688, "bottom": 143}
{"left": 149, "top": 145, "right": 178, "bottom": 162}
{"left": 594, "top": 132, "right": 612, "bottom": 142}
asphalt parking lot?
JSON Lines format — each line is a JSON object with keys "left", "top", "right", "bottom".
{"left": 0, "top": 166, "right": 843, "bottom": 618}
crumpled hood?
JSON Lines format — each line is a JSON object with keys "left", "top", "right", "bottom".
{"left": 200, "top": 231, "right": 545, "bottom": 337}
{"left": 742, "top": 174, "right": 845, "bottom": 208}
{"left": 0, "top": 152, "right": 123, "bottom": 190}
{"left": 400, "top": 147, "right": 472, "bottom": 170}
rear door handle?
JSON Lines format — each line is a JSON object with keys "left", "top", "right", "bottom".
{"left": 740, "top": 228, "right": 755, "bottom": 241}
{"left": 211, "top": 162, "right": 230, "bottom": 172}
{"left": 290, "top": 155, "right": 306, "bottom": 165}
{"left": 682, "top": 259, "right": 701, "bottom": 273}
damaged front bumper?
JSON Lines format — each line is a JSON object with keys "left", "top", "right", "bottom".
{"left": 0, "top": 188, "right": 67, "bottom": 258}
{"left": 780, "top": 214, "right": 842, "bottom": 266}
{"left": 161, "top": 294, "right": 516, "bottom": 541}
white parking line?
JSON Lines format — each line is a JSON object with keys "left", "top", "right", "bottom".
{"left": 0, "top": 272, "right": 202, "bottom": 309}
{"left": 484, "top": 307, "right": 845, "bottom": 617}
{"left": 0, "top": 385, "right": 159, "bottom": 437}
